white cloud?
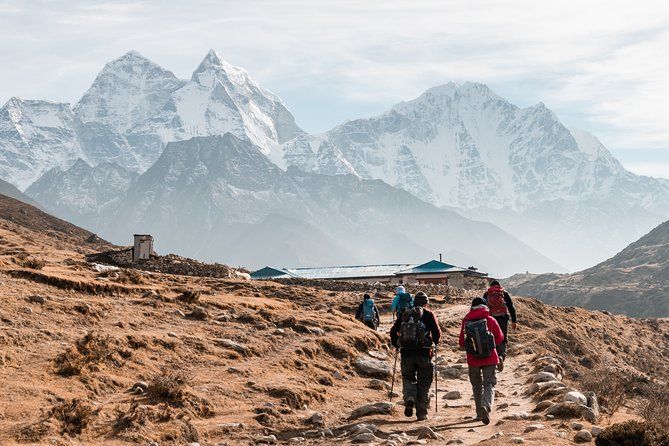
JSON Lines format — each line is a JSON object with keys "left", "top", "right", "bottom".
{"left": 0, "top": 0, "right": 668, "bottom": 170}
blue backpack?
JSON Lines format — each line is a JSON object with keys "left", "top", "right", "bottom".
{"left": 363, "top": 299, "right": 375, "bottom": 322}
{"left": 397, "top": 292, "right": 413, "bottom": 315}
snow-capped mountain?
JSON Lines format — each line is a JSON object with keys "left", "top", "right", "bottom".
{"left": 100, "top": 133, "right": 561, "bottom": 276}
{"left": 0, "top": 50, "right": 304, "bottom": 188}
{"left": 26, "top": 159, "right": 137, "bottom": 228}
{"left": 282, "top": 82, "right": 669, "bottom": 269}
{"left": 74, "top": 51, "right": 186, "bottom": 135}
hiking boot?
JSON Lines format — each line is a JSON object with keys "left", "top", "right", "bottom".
{"left": 497, "top": 356, "right": 505, "bottom": 372}
{"left": 417, "top": 413, "right": 428, "bottom": 421}
{"left": 481, "top": 407, "right": 490, "bottom": 426}
{"left": 404, "top": 400, "right": 414, "bottom": 417}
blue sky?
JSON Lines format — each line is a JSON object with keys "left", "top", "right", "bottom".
{"left": 1, "top": 0, "right": 668, "bottom": 178}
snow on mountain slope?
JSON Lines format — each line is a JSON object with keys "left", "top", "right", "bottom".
{"left": 99, "top": 134, "right": 562, "bottom": 275}
{"left": 280, "top": 82, "right": 669, "bottom": 270}
{"left": 74, "top": 51, "right": 186, "bottom": 134}
{"left": 25, "top": 158, "right": 137, "bottom": 229}
{"left": 126, "top": 50, "right": 304, "bottom": 169}
{"left": 0, "top": 98, "right": 86, "bottom": 189}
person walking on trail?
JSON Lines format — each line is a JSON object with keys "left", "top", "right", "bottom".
{"left": 355, "top": 293, "right": 380, "bottom": 330}
{"left": 459, "top": 297, "right": 504, "bottom": 426}
{"left": 391, "top": 286, "right": 413, "bottom": 321}
{"left": 390, "top": 291, "right": 441, "bottom": 421}
{"left": 482, "top": 280, "right": 517, "bottom": 371}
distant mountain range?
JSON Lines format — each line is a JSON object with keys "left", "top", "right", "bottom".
{"left": 2, "top": 50, "right": 668, "bottom": 273}
{"left": 507, "top": 219, "right": 669, "bottom": 317}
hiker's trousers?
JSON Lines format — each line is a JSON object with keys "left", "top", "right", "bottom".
{"left": 468, "top": 365, "right": 497, "bottom": 417}
{"left": 400, "top": 353, "right": 433, "bottom": 417}
{"left": 493, "top": 315, "right": 509, "bottom": 358}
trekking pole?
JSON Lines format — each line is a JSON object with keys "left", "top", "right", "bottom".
{"left": 434, "top": 344, "right": 438, "bottom": 413}
{"left": 389, "top": 348, "right": 399, "bottom": 403}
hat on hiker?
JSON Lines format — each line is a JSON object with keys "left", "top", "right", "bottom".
{"left": 414, "top": 291, "right": 429, "bottom": 306}
{"left": 396, "top": 286, "right": 406, "bottom": 294}
{"left": 364, "top": 293, "right": 371, "bottom": 299}
{"left": 471, "top": 297, "right": 486, "bottom": 308}
{"left": 490, "top": 280, "right": 500, "bottom": 287}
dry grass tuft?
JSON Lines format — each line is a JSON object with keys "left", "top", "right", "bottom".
{"left": 177, "top": 289, "right": 201, "bottom": 303}
{"left": 54, "top": 332, "right": 127, "bottom": 376}
{"left": 596, "top": 420, "right": 669, "bottom": 446}
{"left": 640, "top": 383, "right": 669, "bottom": 433}
{"left": 580, "top": 367, "right": 632, "bottom": 416}
{"left": 49, "top": 399, "right": 98, "bottom": 436}
{"left": 148, "top": 366, "right": 191, "bottom": 404}
{"left": 14, "top": 255, "right": 46, "bottom": 269}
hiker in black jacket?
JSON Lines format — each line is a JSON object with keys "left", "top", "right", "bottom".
{"left": 389, "top": 292, "right": 441, "bottom": 421}
{"left": 482, "top": 280, "right": 517, "bottom": 371}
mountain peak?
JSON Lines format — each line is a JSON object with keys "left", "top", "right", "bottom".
{"left": 191, "top": 49, "right": 247, "bottom": 82}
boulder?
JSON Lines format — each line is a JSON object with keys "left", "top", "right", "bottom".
{"left": 369, "top": 379, "right": 389, "bottom": 390}
{"left": 216, "top": 338, "right": 249, "bottom": 355}
{"left": 511, "top": 437, "right": 525, "bottom": 444}
{"left": 534, "top": 400, "right": 554, "bottom": 412}
{"left": 574, "top": 430, "right": 593, "bottom": 443}
{"left": 564, "top": 391, "right": 588, "bottom": 405}
{"left": 354, "top": 356, "right": 391, "bottom": 378}
{"left": 591, "top": 426, "right": 603, "bottom": 437}
{"left": 352, "top": 432, "right": 379, "bottom": 443}
{"left": 571, "top": 422, "right": 584, "bottom": 431}
{"left": 348, "top": 402, "right": 393, "bottom": 420}
{"left": 532, "top": 371, "right": 558, "bottom": 383}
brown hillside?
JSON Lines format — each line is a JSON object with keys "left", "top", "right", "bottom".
{"left": 1, "top": 202, "right": 668, "bottom": 445}
{"left": 508, "top": 219, "right": 669, "bottom": 318}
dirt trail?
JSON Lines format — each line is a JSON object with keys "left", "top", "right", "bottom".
{"left": 343, "top": 303, "right": 535, "bottom": 444}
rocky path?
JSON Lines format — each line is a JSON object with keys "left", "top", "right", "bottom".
{"left": 311, "top": 303, "right": 604, "bottom": 446}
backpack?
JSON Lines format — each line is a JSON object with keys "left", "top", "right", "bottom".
{"left": 464, "top": 318, "right": 496, "bottom": 359}
{"left": 363, "top": 299, "right": 375, "bottom": 322}
{"left": 397, "top": 292, "right": 413, "bottom": 315}
{"left": 486, "top": 287, "right": 508, "bottom": 317}
{"left": 399, "top": 307, "right": 430, "bottom": 349}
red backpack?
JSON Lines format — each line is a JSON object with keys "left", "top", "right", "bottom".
{"left": 486, "top": 286, "right": 508, "bottom": 317}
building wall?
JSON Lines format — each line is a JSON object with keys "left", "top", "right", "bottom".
{"left": 133, "top": 235, "right": 153, "bottom": 262}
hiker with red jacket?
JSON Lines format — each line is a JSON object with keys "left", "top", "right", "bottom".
{"left": 483, "top": 280, "right": 516, "bottom": 371}
{"left": 459, "top": 297, "right": 504, "bottom": 425}
{"left": 390, "top": 292, "right": 441, "bottom": 421}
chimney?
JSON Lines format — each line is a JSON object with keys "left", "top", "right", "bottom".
{"left": 439, "top": 253, "right": 442, "bottom": 262}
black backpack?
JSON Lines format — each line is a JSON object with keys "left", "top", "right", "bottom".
{"left": 464, "top": 318, "right": 495, "bottom": 358}
{"left": 399, "top": 307, "right": 430, "bottom": 349}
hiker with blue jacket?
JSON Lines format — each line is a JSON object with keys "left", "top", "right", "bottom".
{"left": 391, "top": 286, "right": 413, "bottom": 321}
{"left": 356, "top": 293, "right": 380, "bottom": 330}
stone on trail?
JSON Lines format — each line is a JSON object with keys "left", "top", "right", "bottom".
{"left": 504, "top": 412, "right": 530, "bottom": 420}
{"left": 574, "top": 430, "right": 593, "bottom": 443}
{"left": 348, "top": 402, "right": 393, "bottom": 420}
{"left": 354, "top": 355, "right": 391, "bottom": 378}
{"left": 511, "top": 437, "right": 525, "bottom": 444}
{"left": 416, "top": 426, "right": 444, "bottom": 440}
{"left": 564, "top": 391, "right": 588, "bottom": 405}
{"left": 591, "top": 426, "right": 603, "bottom": 437}
{"left": 443, "top": 390, "right": 462, "bottom": 400}
{"left": 524, "top": 424, "right": 545, "bottom": 433}
{"left": 306, "top": 412, "right": 324, "bottom": 425}
{"left": 447, "top": 438, "right": 465, "bottom": 445}
{"left": 255, "top": 435, "right": 277, "bottom": 444}
{"left": 369, "top": 379, "right": 389, "bottom": 390}
{"left": 571, "top": 422, "right": 584, "bottom": 431}
{"left": 288, "top": 437, "right": 305, "bottom": 443}
{"left": 534, "top": 400, "right": 554, "bottom": 412}
{"left": 352, "top": 432, "right": 380, "bottom": 443}
{"left": 532, "top": 371, "right": 558, "bottom": 383}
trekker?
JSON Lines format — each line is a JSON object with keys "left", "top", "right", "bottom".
{"left": 458, "top": 297, "right": 504, "bottom": 425}
{"left": 391, "top": 286, "right": 413, "bottom": 320}
{"left": 390, "top": 291, "right": 441, "bottom": 421}
{"left": 483, "top": 280, "right": 517, "bottom": 371}
{"left": 355, "top": 293, "right": 380, "bottom": 330}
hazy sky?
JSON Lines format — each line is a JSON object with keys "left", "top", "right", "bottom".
{"left": 1, "top": 0, "right": 668, "bottom": 179}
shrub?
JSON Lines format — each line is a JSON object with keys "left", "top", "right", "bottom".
{"left": 580, "top": 367, "right": 633, "bottom": 416}
{"left": 49, "top": 399, "right": 97, "bottom": 436}
{"left": 596, "top": 420, "right": 669, "bottom": 446}
{"left": 149, "top": 366, "right": 191, "bottom": 404}
{"left": 15, "top": 256, "right": 46, "bottom": 269}
{"left": 55, "top": 332, "right": 123, "bottom": 376}
{"left": 640, "top": 383, "right": 669, "bottom": 433}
